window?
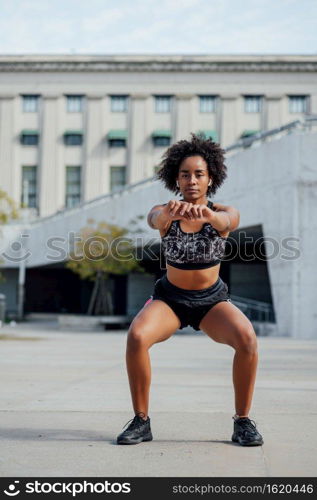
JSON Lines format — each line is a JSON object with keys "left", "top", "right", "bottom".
{"left": 66, "top": 95, "right": 84, "bottom": 112}
{"left": 65, "top": 166, "right": 81, "bottom": 208}
{"left": 152, "top": 130, "right": 171, "bottom": 147}
{"left": 22, "top": 95, "right": 39, "bottom": 113}
{"left": 196, "top": 130, "right": 218, "bottom": 142}
{"left": 107, "top": 130, "right": 127, "bottom": 147}
{"left": 21, "top": 166, "right": 37, "bottom": 208}
{"left": 110, "top": 166, "right": 126, "bottom": 192}
{"left": 199, "top": 96, "right": 216, "bottom": 113}
{"left": 64, "top": 131, "right": 83, "bottom": 146}
{"left": 289, "top": 96, "right": 307, "bottom": 113}
{"left": 244, "top": 96, "right": 262, "bottom": 113}
{"left": 109, "top": 139, "right": 126, "bottom": 148}
{"left": 155, "top": 96, "right": 171, "bottom": 113}
{"left": 153, "top": 136, "right": 170, "bottom": 146}
{"left": 111, "top": 96, "right": 128, "bottom": 112}
{"left": 20, "top": 130, "right": 39, "bottom": 146}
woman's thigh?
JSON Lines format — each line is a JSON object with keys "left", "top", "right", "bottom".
{"left": 128, "top": 298, "right": 181, "bottom": 348}
{"left": 198, "top": 301, "right": 257, "bottom": 350}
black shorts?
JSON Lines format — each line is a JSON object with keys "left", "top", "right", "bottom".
{"left": 148, "top": 274, "right": 231, "bottom": 331}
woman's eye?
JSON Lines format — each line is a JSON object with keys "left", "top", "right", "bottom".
{"left": 181, "top": 174, "right": 204, "bottom": 178}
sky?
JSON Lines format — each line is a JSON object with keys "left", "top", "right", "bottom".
{"left": 0, "top": 0, "right": 316, "bottom": 55}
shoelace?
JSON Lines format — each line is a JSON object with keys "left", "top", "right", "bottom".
{"left": 122, "top": 412, "right": 147, "bottom": 431}
{"left": 234, "top": 417, "right": 258, "bottom": 435}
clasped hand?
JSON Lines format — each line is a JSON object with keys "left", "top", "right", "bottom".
{"left": 164, "top": 200, "right": 214, "bottom": 223}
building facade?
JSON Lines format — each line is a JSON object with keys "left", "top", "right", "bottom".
{"left": 0, "top": 54, "right": 317, "bottom": 218}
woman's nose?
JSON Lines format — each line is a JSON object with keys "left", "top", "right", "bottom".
{"left": 188, "top": 176, "right": 197, "bottom": 183}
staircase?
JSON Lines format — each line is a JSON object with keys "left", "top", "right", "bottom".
{"left": 230, "top": 295, "right": 275, "bottom": 323}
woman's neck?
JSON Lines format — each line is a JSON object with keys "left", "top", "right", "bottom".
{"left": 181, "top": 195, "right": 209, "bottom": 205}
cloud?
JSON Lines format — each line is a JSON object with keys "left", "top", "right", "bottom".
{"left": 0, "top": 0, "right": 316, "bottom": 54}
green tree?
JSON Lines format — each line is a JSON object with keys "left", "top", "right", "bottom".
{"left": 66, "top": 216, "right": 146, "bottom": 315}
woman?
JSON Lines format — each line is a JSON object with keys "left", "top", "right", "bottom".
{"left": 117, "top": 133, "right": 263, "bottom": 447}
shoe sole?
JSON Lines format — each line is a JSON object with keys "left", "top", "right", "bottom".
{"left": 232, "top": 435, "right": 264, "bottom": 446}
{"left": 117, "top": 432, "right": 153, "bottom": 445}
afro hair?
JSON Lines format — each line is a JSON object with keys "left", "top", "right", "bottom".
{"left": 155, "top": 132, "right": 227, "bottom": 197}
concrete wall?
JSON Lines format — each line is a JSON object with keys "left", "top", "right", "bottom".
{"left": 0, "top": 129, "right": 316, "bottom": 338}
{"left": 0, "top": 268, "right": 19, "bottom": 315}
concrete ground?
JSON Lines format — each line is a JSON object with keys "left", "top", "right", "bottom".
{"left": 0, "top": 320, "right": 316, "bottom": 477}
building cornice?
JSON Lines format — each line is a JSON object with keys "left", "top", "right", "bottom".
{"left": 0, "top": 55, "right": 317, "bottom": 72}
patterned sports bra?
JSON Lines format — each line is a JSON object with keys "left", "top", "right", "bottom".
{"left": 161, "top": 200, "right": 227, "bottom": 270}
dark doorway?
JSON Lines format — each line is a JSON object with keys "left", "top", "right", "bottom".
{"left": 24, "top": 264, "right": 127, "bottom": 315}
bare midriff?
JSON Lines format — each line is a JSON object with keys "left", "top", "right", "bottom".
{"left": 166, "top": 263, "right": 221, "bottom": 290}
{"left": 161, "top": 218, "right": 227, "bottom": 290}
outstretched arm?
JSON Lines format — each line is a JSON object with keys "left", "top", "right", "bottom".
{"left": 147, "top": 204, "right": 169, "bottom": 230}
{"left": 209, "top": 203, "right": 240, "bottom": 232}
{"left": 147, "top": 200, "right": 194, "bottom": 230}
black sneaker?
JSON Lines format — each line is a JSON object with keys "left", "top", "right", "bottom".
{"left": 231, "top": 416, "right": 264, "bottom": 446}
{"left": 117, "top": 412, "right": 153, "bottom": 445}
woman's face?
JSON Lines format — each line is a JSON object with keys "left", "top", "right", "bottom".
{"left": 177, "top": 155, "right": 211, "bottom": 199}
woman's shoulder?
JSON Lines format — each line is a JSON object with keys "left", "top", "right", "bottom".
{"left": 160, "top": 219, "right": 175, "bottom": 238}
{"left": 155, "top": 202, "right": 173, "bottom": 238}
{"left": 207, "top": 200, "right": 231, "bottom": 239}
{"left": 208, "top": 200, "right": 224, "bottom": 211}
{"left": 211, "top": 201, "right": 238, "bottom": 212}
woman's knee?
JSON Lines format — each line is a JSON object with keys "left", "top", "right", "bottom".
{"left": 127, "top": 320, "right": 150, "bottom": 350}
{"left": 234, "top": 323, "right": 258, "bottom": 354}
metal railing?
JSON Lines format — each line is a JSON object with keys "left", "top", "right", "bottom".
{"left": 229, "top": 294, "right": 275, "bottom": 323}
{"left": 225, "top": 115, "right": 317, "bottom": 152}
